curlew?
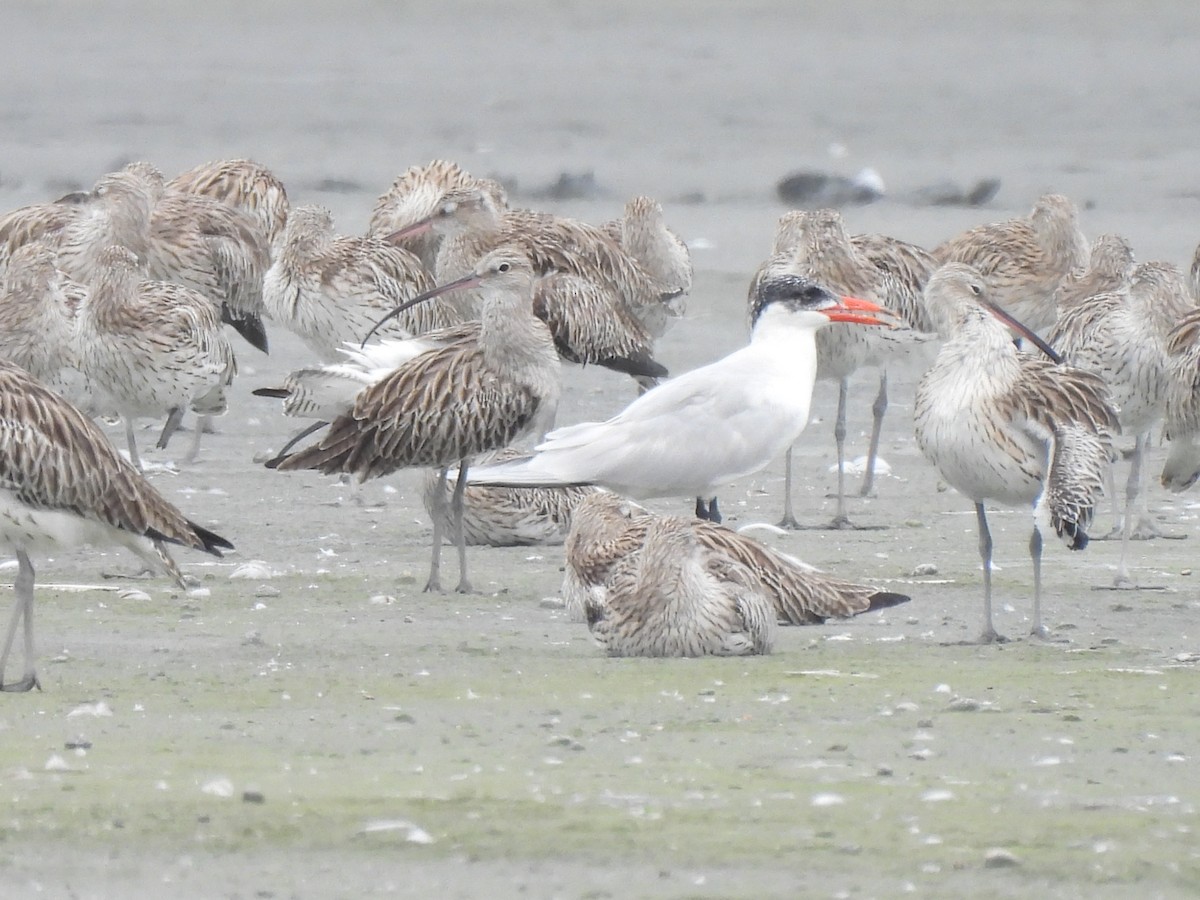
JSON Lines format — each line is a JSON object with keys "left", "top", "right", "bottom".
{"left": 262, "top": 205, "right": 446, "bottom": 360}
{"left": 562, "top": 491, "right": 911, "bottom": 636}
{"left": 933, "top": 192, "right": 1090, "bottom": 334}
{"left": 466, "top": 275, "right": 888, "bottom": 522}
{"left": 914, "top": 264, "right": 1118, "bottom": 642}
{"left": 0, "top": 360, "right": 232, "bottom": 690}
{"left": 748, "top": 209, "right": 937, "bottom": 528}
{"left": 271, "top": 249, "right": 562, "bottom": 593}
{"left": 78, "top": 247, "right": 237, "bottom": 470}
{"left": 166, "top": 158, "right": 290, "bottom": 256}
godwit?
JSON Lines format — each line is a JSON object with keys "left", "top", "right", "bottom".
{"left": 1052, "top": 233, "right": 1135, "bottom": 313}
{"left": 166, "top": 158, "right": 290, "bottom": 256}
{"left": 601, "top": 195, "right": 693, "bottom": 326}
{"left": 1190, "top": 243, "right": 1200, "bottom": 303}
{"left": 1163, "top": 308, "right": 1200, "bottom": 492}
{"left": 933, "top": 193, "right": 1090, "bottom": 334}
{"left": 368, "top": 159, "right": 479, "bottom": 270}
{"left": 389, "top": 181, "right": 681, "bottom": 384}
{"left": 0, "top": 244, "right": 92, "bottom": 410}
{"left": 582, "top": 511, "right": 778, "bottom": 657}
{"left": 423, "top": 450, "right": 600, "bottom": 547}
{"left": 562, "top": 491, "right": 911, "bottom": 634}
{"left": 748, "top": 209, "right": 936, "bottom": 528}
{"left": 466, "top": 275, "right": 888, "bottom": 521}
{"left": 914, "top": 263, "right": 1117, "bottom": 642}
{"left": 0, "top": 193, "right": 85, "bottom": 273}
{"left": 1046, "top": 261, "right": 1184, "bottom": 584}
{"left": 78, "top": 246, "right": 237, "bottom": 470}
{"left": 262, "top": 205, "right": 446, "bottom": 361}
{"left": 272, "top": 249, "right": 562, "bottom": 593}
{"left": 0, "top": 360, "right": 232, "bottom": 690}
{"left": 16, "top": 163, "right": 162, "bottom": 286}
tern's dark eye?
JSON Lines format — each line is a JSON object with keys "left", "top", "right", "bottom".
{"left": 970, "top": 283, "right": 982, "bottom": 296}
{"left": 498, "top": 262, "right": 510, "bottom": 273}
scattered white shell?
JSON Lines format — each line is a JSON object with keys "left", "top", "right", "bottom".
{"left": 369, "top": 594, "right": 396, "bottom": 606}
{"left": 921, "top": 789, "right": 954, "bottom": 802}
{"left": 811, "top": 793, "right": 846, "bottom": 807}
{"left": 118, "top": 588, "right": 152, "bottom": 602}
{"left": 67, "top": 701, "right": 113, "bottom": 718}
{"left": 201, "top": 777, "right": 235, "bottom": 798}
{"left": 828, "top": 455, "right": 891, "bottom": 477}
{"left": 359, "top": 819, "right": 435, "bottom": 844}
{"left": 230, "top": 561, "right": 277, "bottom": 580}
{"left": 44, "top": 754, "right": 70, "bottom": 771}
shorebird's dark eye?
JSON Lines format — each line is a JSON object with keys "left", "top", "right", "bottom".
{"left": 970, "top": 283, "right": 982, "bottom": 296}
{"left": 498, "top": 263, "right": 510, "bottom": 273}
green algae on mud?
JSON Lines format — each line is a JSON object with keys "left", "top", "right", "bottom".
{"left": 2, "top": 574, "right": 1198, "bottom": 896}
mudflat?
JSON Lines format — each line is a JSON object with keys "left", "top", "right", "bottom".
{"left": 1, "top": 3, "right": 1199, "bottom": 897}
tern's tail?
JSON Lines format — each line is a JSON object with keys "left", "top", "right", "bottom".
{"left": 466, "top": 454, "right": 592, "bottom": 489}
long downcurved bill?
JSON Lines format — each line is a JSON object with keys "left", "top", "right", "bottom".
{"left": 979, "top": 298, "right": 1063, "bottom": 364}
{"left": 360, "top": 271, "right": 482, "bottom": 346}
{"left": 823, "top": 295, "right": 891, "bottom": 326}
{"left": 383, "top": 218, "right": 434, "bottom": 245}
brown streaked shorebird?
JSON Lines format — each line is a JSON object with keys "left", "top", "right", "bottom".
{"left": 0, "top": 163, "right": 160, "bottom": 285}
{"left": 368, "top": 159, "right": 480, "bottom": 271}
{"left": 0, "top": 360, "right": 232, "bottom": 691}
{"left": 263, "top": 205, "right": 447, "bottom": 360}
{"left": 748, "top": 209, "right": 938, "bottom": 529}
{"left": 562, "top": 491, "right": 911, "bottom": 636}
{"left": 1051, "top": 233, "right": 1136, "bottom": 313}
{"left": 1161, "top": 308, "right": 1200, "bottom": 493}
{"left": 1046, "top": 260, "right": 1187, "bottom": 585}
{"left": 389, "top": 180, "right": 680, "bottom": 386}
{"left": 166, "top": 158, "right": 290, "bottom": 256}
{"left": 0, "top": 244, "right": 92, "bottom": 411}
{"left": 584, "top": 512, "right": 778, "bottom": 657}
{"left": 915, "top": 263, "right": 1118, "bottom": 642}
{"left": 933, "top": 192, "right": 1090, "bottom": 335}
{"left": 145, "top": 178, "right": 272, "bottom": 355}
{"left": 1189, "top": 242, "right": 1200, "bottom": 304}
{"left": 78, "top": 246, "right": 237, "bottom": 470}
{"left": 272, "top": 249, "right": 562, "bottom": 593}
{"left": 423, "top": 449, "right": 601, "bottom": 547}
{"left": 601, "top": 195, "right": 693, "bottom": 323}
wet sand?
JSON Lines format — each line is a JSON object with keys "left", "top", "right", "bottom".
{"left": 2, "top": 2, "right": 1200, "bottom": 897}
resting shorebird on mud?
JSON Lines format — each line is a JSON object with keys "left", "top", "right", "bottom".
{"left": 466, "top": 275, "right": 889, "bottom": 522}
{"left": 561, "top": 492, "right": 910, "bottom": 658}
{"left": 915, "top": 263, "right": 1117, "bottom": 642}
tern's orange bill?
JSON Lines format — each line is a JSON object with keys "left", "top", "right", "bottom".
{"left": 824, "top": 295, "right": 892, "bottom": 327}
